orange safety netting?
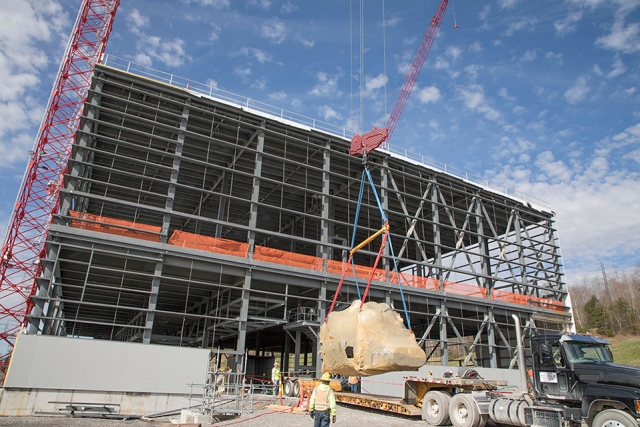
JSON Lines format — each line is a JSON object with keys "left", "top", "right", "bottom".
{"left": 65, "top": 217, "right": 566, "bottom": 313}
{"left": 68, "top": 210, "right": 161, "bottom": 242}
{"left": 326, "top": 259, "right": 388, "bottom": 283}
{"left": 168, "top": 230, "right": 249, "bottom": 258}
{"left": 253, "top": 246, "right": 322, "bottom": 270}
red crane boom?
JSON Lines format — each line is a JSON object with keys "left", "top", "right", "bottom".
{"left": 350, "top": 0, "right": 450, "bottom": 156}
{"left": 0, "top": 0, "right": 120, "bottom": 360}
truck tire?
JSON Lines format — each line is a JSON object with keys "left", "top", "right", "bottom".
{"left": 283, "top": 379, "right": 294, "bottom": 397}
{"left": 592, "top": 409, "right": 638, "bottom": 427}
{"left": 449, "top": 394, "right": 486, "bottom": 427}
{"left": 293, "top": 380, "right": 300, "bottom": 397}
{"left": 421, "top": 391, "right": 452, "bottom": 426}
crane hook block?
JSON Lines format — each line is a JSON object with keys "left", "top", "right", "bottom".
{"left": 350, "top": 127, "right": 389, "bottom": 156}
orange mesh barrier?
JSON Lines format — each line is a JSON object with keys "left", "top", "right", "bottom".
{"left": 163, "top": 229, "right": 566, "bottom": 313}
{"left": 491, "top": 289, "right": 566, "bottom": 313}
{"left": 443, "top": 282, "right": 488, "bottom": 299}
{"left": 326, "top": 259, "right": 388, "bottom": 282}
{"left": 253, "top": 246, "right": 322, "bottom": 270}
{"left": 395, "top": 273, "right": 439, "bottom": 291}
{"left": 528, "top": 296, "right": 566, "bottom": 312}
{"left": 492, "top": 289, "right": 530, "bottom": 305}
{"left": 68, "top": 210, "right": 161, "bottom": 242}
{"left": 168, "top": 230, "right": 249, "bottom": 258}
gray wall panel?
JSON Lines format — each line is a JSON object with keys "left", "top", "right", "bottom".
{"left": 5, "top": 334, "right": 209, "bottom": 394}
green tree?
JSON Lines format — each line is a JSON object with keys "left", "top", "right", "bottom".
{"left": 583, "top": 295, "right": 605, "bottom": 330}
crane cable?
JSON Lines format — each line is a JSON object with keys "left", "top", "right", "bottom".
{"left": 452, "top": 0, "right": 458, "bottom": 29}
{"left": 382, "top": 0, "right": 387, "bottom": 118}
{"left": 326, "top": 160, "right": 412, "bottom": 330}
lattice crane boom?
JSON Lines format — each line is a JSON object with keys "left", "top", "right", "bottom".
{"left": 350, "top": 0, "right": 449, "bottom": 156}
{"left": 0, "top": 0, "right": 120, "bottom": 356}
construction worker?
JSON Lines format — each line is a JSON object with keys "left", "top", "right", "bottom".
{"left": 348, "top": 375, "right": 360, "bottom": 393}
{"left": 309, "top": 372, "right": 337, "bottom": 426}
{"left": 271, "top": 361, "right": 281, "bottom": 396}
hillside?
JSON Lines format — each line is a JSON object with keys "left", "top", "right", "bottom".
{"left": 608, "top": 335, "right": 640, "bottom": 366}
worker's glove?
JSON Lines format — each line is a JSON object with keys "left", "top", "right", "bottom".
{"left": 332, "top": 415, "right": 337, "bottom": 423}
{"left": 309, "top": 411, "right": 314, "bottom": 419}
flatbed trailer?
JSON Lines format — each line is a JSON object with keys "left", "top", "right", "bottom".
{"left": 334, "top": 375, "right": 509, "bottom": 418}
{"left": 335, "top": 391, "right": 422, "bottom": 416}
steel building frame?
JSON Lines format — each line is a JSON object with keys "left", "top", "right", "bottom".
{"left": 27, "top": 64, "right": 572, "bottom": 375}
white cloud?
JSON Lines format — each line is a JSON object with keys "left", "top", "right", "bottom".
{"left": 564, "top": 75, "right": 591, "bottom": 104}
{"left": 209, "top": 23, "right": 222, "bottom": 42}
{"left": 499, "top": 0, "right": 519, "bottom": 9}
{"left": 596, "top": 20, "right": 640, "bottom": 53}
{"left": 464, "top": 64, "right": 482, "bottom": 80}
{"left": 126, "top": 9, "right": 149, "bottom": 35}
{"left": 494, "top": 136, "right": 535, "bottom": 162}
{"left": 458, "top": 84, "right": 502, "bottom": 122}
{"left": 593, "top": 64, "right": 603, "bottom": 76}
{"left": 417, "top": 86, "right": 441, "bottom": 103}
{"left": 545, "top": 52, "right": 564, "bottom": 66}
{"left": 498, "top": 87, "right": 516, "bottom": 102}
{"left": 504, "top": 17, "right": 537, "bottom": 36}
{"left": 566, "top": 0, "right": 606, "bottom": 7}
{"left": 180, "top": 0, "right": 230, "bottom": 7}
{"left": 479, "top": 5, "right": 490, "bottom": 22}
{"left": 364, "top": 73, "right": 387, "bottom": 95}
{"left": 261, "top": 17, "right": 287, "bottom": 44}
{"left": 486, "top": 122, "right": 640, "bottom": 282}
{"left": 251, "top": 76, "right": 267, "bottom": 90}
{"left": 607, "top": 57, "right": 626, "bottom": 78}
{"left": 318, "top": 105, "right": 341, "bottom": 121}
{"left": 384, "top": 16, "right": 401, "bottom": 27}
{"left": 468, "top": 42, "right": 482, "bottom": 53}
{"left": 310, "top": 72, "right": 342, "bottom": 97}
{"left": 623, "top": 149, "right": 640, "bottom": 163}
{"left": 534, "top": 151, "right": 572, "bottom": 183}
{"left": 136, "top": 36, "right": 190, "bottom": 68}
{"left": 554, "top": 11, "right": 583, "bottom": 37}
{"left": 520, "top": 49, "right": 537, "bottom": 62}
{"left": 446, "top": 46, "right": 463, "bottom": 60}
{"left": 269, "top": 91, "right": 287, "bottom": 101}
{"left": 611, "top": 122, "right": 640, "bottom": 147}
{"left": 281, "top": 1, "right": 297, "bottom": 14}
{"left": 248, "top": 0, "right": 271, "bottom": 9}
{"left": 234, "top": 67, "right": 252, "bottom": 80}
{"left": 230, "top": 47, "right": 273, "bottom": 64}
{"left": 0, "top": 0, "right": 69, "bottom": 167}
{"left": 296, "top": 34, "right": 315, "bottom": 48}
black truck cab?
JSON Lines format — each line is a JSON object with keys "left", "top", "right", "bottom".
{"left": 531, "top": 333, "right": 640, "bottom": 426}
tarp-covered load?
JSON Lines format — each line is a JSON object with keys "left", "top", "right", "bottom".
{"left": 319, "top": 300, "right": 426, "bottom": 376}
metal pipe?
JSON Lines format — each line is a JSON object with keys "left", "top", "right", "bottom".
{"left": 512, "top": 314, "right": 528, "bottom": 394}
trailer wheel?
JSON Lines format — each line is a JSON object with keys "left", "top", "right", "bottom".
{"left": 293, "top": 380, "right": 301, "bottom": 397}
{"left": 449, "top": 394, "right": 483, "bottom": 427}
{"left": 421, "top": 391, "right": 452, "bottom": 426}
{"left": 592, "top": 409, "right": 638, "bottom": 427}
{"left": 283, "top": 379, "right": 294, "bottom": 397}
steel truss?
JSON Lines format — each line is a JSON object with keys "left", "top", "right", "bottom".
{"left": 27, "top": 63, "right": 571, "bottom": 376}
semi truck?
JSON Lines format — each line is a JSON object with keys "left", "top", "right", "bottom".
{"left": 336, "top": 316, "right": 640, "bottom": 427}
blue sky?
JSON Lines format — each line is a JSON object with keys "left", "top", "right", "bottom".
{"left": 0, "top": 0, "right": 639, "bottom": 287}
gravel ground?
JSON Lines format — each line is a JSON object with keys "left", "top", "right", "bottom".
{"left": 0, "top": 401, "right": 427, "bottom": 426}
